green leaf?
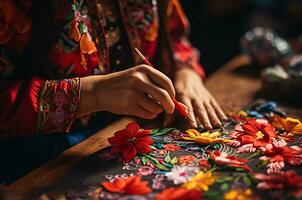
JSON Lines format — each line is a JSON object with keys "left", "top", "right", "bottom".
{"left": 170, "top": 157, "right": 178, "bottom": 165}
{"left": 151, "top": 129, "right": 160, "bottom": 135}
{"left": 243, "top": 175, "right": 251, "bottom": 186}
{"left": 146, "top": 155, "right": 159, "bottom": 164}
{"left": 220, "top": 183, "right": 229, "bottom": 191}
{"left": 154, "top": 163, "right": 170, "bottom": 171}
{"left": 164, "top": 153, "right": 171, "bottom": 163}
{"left": 142, "top": 157, "right": 149, "bottom": 165}
{"left": 163, "top": 163, "right": 173, "bottom": 168}
{"left": 153, "top": 128, "right": 176, "bottom": 136}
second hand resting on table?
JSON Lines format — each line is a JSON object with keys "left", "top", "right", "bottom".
{"left": 78, "top": 65, "right": 226, "bottom": 129}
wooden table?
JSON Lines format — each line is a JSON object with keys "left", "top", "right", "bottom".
{"left": 7, "top": 54, "right": 258, "bottom": 194}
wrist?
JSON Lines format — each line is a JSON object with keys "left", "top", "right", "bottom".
{"left": 77, "top": 76, "right": 101, "bottom": 117}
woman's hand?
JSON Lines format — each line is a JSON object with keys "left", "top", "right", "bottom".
{"left": 78, "top": 65, "right": 175, "bottom": 119}
{"left": 174, "top": 68, "right": 227, "bottom": 129}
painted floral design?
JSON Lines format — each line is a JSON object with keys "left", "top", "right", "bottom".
{"left": 224, "top": 188, "right": 259, "bottom": 200}
{"left": 182, "top": 129, "right": 232, "bottom": 145}
{"left": 101, "top": 175, "right": 151, "bottom": 195}
{"left": 107, "top": 122, "right": 153, "bottom": 161}
{"left": 165, "top": 165, "right": 198, "bottom": 184}
{"left": 155, "top": 187, "right": 202, "bottom": 200}
{"left": 260, "top": 139, "right": 302, "bottom": 173}
{"left": 210, "top": 150, "right": 251, "bottom": 172}
{"left": 254, "top": 170, "right": 302, "bottom": 198}
{"left": 271, "top": 115, "right": 302, "bottom": 135}
{"left": 230, "top": 119, "right": 277, "bottom": 152}
{"left": 182, "top": 171, "right": 216, "bottom": 191}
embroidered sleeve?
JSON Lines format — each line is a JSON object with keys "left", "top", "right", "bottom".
{"left": 0, "top": 78, "right": 81, "bottom": 137}
{"left": 166, "top": 0, "right": 205, "bottom": 78}
{"left": 37, "top": 78, "right": 81, "bottom": 134}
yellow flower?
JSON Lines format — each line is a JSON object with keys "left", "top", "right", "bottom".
{"left": 271, "top": 115, "right": 302, "bottom": 135}
{"left": 224, "top": 188, "right": 255, "bottom": 200}
{"left": 182, "top": 129, "right": 232, "bottom": 145}
{"left": 182, "top": 171, "right": 216, "bottom": 191}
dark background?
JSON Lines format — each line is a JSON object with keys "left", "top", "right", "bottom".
{"left": 180, "top": 0, "right": 302, "bottom": 75}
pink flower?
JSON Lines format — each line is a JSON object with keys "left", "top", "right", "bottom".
{"left": 137, "top": 166, "right": 153, "bottom": 176}
{"left": 210, "top": 150, "right": 251, "bottom": 172}
{"left": 254, "top": 170, "right": 302, "bottom": 198}
{"left": 260, "top": 139, "right": 302, "bottom": 174}
{"left": 165, "top": 166, "right": 198, "bottom": 184}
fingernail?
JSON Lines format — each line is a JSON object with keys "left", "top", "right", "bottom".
{"left": 206, "top": 124, "right": 213, "bottom": 130}
{"left": 215, "top": 121, "right": 222, "bottom": 128}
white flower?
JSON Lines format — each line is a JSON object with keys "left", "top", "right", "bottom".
{"left": 165, "top": 165, "right": 198, "bottom": 185}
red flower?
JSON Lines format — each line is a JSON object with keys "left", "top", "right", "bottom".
{"left": 163, "top": 144, "right": 181, "bottom": 152}
{"left": 231, "top": 119, "right": 277, "bottom": 150}
{"left": 101, "top": 175, "right": 151, "bottom": 195}
{"left": 261, "top": 139, "right": 302, "bottom": 173}
{"left": 155, "top": 187, "right": 202, "bottom": 200}
{"left": 254, "top": 170, "right": 302, "bottom": 198}
{"left": 198, "top": 159, "right": 212, "bottom": 169}
{"left": 108, "top": 122, "right": 153, "bottom": 161}
{"left": 210, "top": 150, "right": 251, "bottom": 172}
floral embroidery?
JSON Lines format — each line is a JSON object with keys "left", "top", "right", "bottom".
{"left": 254, "top": 170, "right": 302, "bottom": 198}
{"left": 165, "top": 165, "right": 198, "bottom": 184}
{"left": 107, "top": 122, "right": 154, "bottom": 161}
{"left": 155, "top": 187, "right": 202, "bottom": 200}
{"left": 163, "top": 143, "right": 181, "bottom": 151}
{"left": 182, "top": 129, "right": 232, "bottom": 145}
{"left": 0, "top": 0, "right": 32, "bottom": 52}
{"left": 37, "top": 78, "right": 81, "bottom": 133}
{"left": 118, "top": 0, "right": 159, "bottom": 58}
{"left": 53, "top": 101, "right": 302, "bottom": 200}
{"left": 271, "top": 115, "right": 302, "bottom": 135}
{"left": 224, "top": 188, "right": 258, "bottom": 200}
{"left": 210, "top": 150, "right": 251, "bottom": 172}
{"left": 230, "top": 119, "right": 277, "bottom": 152}
{"left": 182, "top": 171, "right": 216, "bottom": 191}
{"left": 101, "top": 175, "right": 151, "bottom": 195}
{"left": 260, "top": 139, "right": 302, "bottom": 173}
{"left": 178, "top": 155, "right": 196, "bottom": 165}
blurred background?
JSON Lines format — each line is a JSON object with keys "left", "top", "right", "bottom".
{"left": 180, "top": 0, "right": 302, "bottom": 75}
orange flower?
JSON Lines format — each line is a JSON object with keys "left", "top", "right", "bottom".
{"left": 155, "top": 187, "right": 202, "bottom": 200}
{"left": 271, "top": 115, "right": 302, "bottom": 135}
{"left": 69, "top": 20, "right": 81, "bottom": 42}
{"left": 80, "top": 32, "right": 97, "bottom": 54}
{"left": 101, "top": 175, "right": 151, "bottom": 195}
{"left": 163, "top": 144, "right": 181, "bottom": 151}
{"left": 179, "top": 155, "right": 196, "bottom": 165}
{"left": 0, "top": 0, "right": 32, "bottom": 52}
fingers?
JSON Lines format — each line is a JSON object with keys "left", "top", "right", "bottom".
{"left": 179, "top": 96, "right": 197, "bottom": 128}
{"left": 193, "top": 101, "right": 212, "bottom": 129}
{"left": 211, "top": 99, "right": 227, "bottom": 121}
{"left": 140, "top": 65, "right": 175, "bottom": 99}
{"left": 136, "top": 93, "right": 163, "bottom": 115}
{"left": 143, "top": 81, "right": 175, "bottom": 114}
{"left": 204, "top": 101, "right": 222, "bottom": 128}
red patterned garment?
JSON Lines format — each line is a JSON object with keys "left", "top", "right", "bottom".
{"left": 0, "top": 0, "right": 205, "bottom": 137}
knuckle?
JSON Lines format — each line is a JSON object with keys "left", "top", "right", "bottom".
{"left": 130, "top": 72, "right": 144, "bottom": 84}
